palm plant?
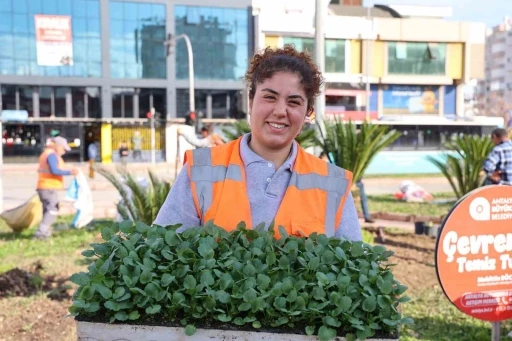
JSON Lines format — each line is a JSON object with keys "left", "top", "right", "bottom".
{"left": 96, "top": 166, "right": 171, "bottom": 225}
{"left": 427, "top": 135, "right": 494, "bottom": 199}
{"left": 221, "top": 120, "right": 251, "bottom": 141}
{"left": 315, "top": 119, "right": 402, "bottom": 183}
{"left": 221, "top": 119, "right": 318, "bottom": 148}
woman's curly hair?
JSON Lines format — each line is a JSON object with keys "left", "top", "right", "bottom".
{"left": 244, "top": 45, "right": 324, "bottom": 114}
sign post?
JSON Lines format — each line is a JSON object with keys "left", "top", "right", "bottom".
{"left": 436, "top": 185, "right": 512, "bottom": 340}
{"left": 149, "top": 107, "right": 156, "bottom": 165}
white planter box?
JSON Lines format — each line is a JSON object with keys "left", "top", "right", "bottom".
{"left": 76, "top": 321, "right": 397, "bottom": 341}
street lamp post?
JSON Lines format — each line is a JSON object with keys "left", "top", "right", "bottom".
{"left": 365, "top": 6, "right": 373, "bottom": 121}
{"left": 164, "top": 33, "right": 195, "bottom": 116}
{"left": 314, "top": 0, "right": 327, "bottom": 137}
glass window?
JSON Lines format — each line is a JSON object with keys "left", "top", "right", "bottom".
{"left": 86, "top": 87, "right": 101, "bottom": 118}
{"left": 39, "top": 86, "right": 53, "bottom": 117}
{"left": 18, "top": 86, "right": 34, "bottom": 116}
{"left": 175, "top": 5, "right": 250, "bottom": 81}
{"left": 1, "top": 85, "right": 17, "bottom": 111}
{"left": 54, "top": 87, "right": 68, "bottom": 117}
{"left": 385, "top": 125, "right": 418, "bottom": 151}
{"left": 0, "top": 0, "right": 101, "bottom": 77}
{"left": 0, "top": 15, "right": 12, "bottom": 32}
{"left": 388, "top": 42, "right": 446, "bottom": 75}
{"left": 112, "top": 88, "right": 135, "bottom": 118}
{"left": 138, "top": 88, "right": 166, "bottom": 119}
{"left": 283, "top": 37, "right": 314, "bottom": 54}
{"left": 110, "top": 1, "right": 166, "bottom": 79}
{"left": 176, "top": 88, "right": 242, "bottom": 118}
{"left": 0, "top": 59, "right": 15, "bottom": 75}
{"left": 283, "top": 37, "right": 345, "bottom": 73}
{"left": 325, "top": 40, "right": 345, "bottom": 73}
{"left": 0, "top": 35, "right": 14, "bottom": 59}
{"left": 72, "top": 87, "right": 86, "bottom": 118}
{"left": 13, "top": 0, "right": 28, "bottom": 14}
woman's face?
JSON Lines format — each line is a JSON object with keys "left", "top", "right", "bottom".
{"left": 249, "top": 71, "right": 309, "bottom": 152}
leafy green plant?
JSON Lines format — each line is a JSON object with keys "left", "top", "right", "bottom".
{"left": 221, "top": 120, "right": 317, "bottom": 149}
{"left": 362, "top": 230, "right": 374, "bottom": 245}
{"left": 426, "top": 135, "right": 494, "bottom": 199}
{"left": 69, "top": 220, "right": 411, "bottom": 341}
{"left": 316, "top": 119, "right": 402, "bottom": 182}
{"left": 96, "top": 167, "right": 171, "bottom": 225}
{"left": 221, "top": 120, "right": 251, "bottom": 141}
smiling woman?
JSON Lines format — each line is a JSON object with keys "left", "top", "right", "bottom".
{"left": 154, "top": 45, "right": 362, "bottom": 242}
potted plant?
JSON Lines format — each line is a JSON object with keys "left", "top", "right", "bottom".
{"left": 69, "top": 221, "right": 412, "bottom": 341}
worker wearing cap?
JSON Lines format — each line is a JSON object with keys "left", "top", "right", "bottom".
{"left": 34, "top": 136, "right": 78, "bottom": 239}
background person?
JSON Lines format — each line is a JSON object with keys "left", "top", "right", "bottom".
{"left": 131, "top": 130, "right": 143, "bottom": 161}
{"left": 483, "top": 128, "right": 512, "bottom": 185}
{"left": 155, "top": 45, "right": 361, "bottom": 241}
{"left": 178, "top": 113, "right": 211, "bottom": 148}
{"left": 34, "top": 136, "right": 78, "bottom": 239}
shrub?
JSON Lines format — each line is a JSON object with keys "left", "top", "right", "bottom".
{"left": 315, "top": 119, "right": 401, "bottom": 183}
{"left": 96, "top": 167, "right": 171, "bottom": 225}
{"left": 69, "top": 221, "right": 411, "bottom": 341}
{"left": 427, "top": 135, "right": 494, "bottom": 199}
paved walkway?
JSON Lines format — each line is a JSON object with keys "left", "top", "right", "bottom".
{"left": 0, "top": 162, "right": 452, "bottom": 228}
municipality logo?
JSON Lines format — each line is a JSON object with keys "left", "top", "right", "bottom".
{"left": 469, "top": 197, "right": 491, "bottom": 221}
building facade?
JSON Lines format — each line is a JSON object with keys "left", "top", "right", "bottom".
{"left": 0, "top": 0, "right": 253, "bottom": 162}
{"left": 253, "top": 1, "right": 486, "bottom": 123}
{"left": 481, "top": 17, "right": 512, "bottom": 128}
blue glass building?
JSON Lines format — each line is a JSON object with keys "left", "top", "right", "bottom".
{"left": 0, "top": 0, "right": 253, "bottom": 161}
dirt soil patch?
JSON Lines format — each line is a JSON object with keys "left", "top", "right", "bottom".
{"left": 0, "top": 262, "right": 72, "bottom": 301}
{"left": 375, "top": 231, "right": 438, "bottom": 295}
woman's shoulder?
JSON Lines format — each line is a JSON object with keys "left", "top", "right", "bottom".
{"left": 297, "top": 148, "right": 352, "bottom": 179}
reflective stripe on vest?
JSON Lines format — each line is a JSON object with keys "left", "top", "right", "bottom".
{"left": 190, "top": 148, "right": 243, "bottom": 224}
{"left": 189, "top": 147, "right": 348, "bottom": 233}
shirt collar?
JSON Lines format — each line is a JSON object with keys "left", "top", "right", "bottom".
{"left": 240, "top": 133, "right": 297, "bottom": 170}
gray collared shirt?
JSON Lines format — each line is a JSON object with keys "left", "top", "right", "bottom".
{"left": 154, "top": 134, "right": 362, "bottom": 241}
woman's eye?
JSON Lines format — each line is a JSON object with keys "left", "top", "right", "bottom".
{"left": 289, "top": 101, "right": 300, "bottom": 106}
{"left": 264, "top": 96, "right": 275, "bottom": 100}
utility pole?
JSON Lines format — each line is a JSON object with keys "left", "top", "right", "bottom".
{"left": 314, "top": 0, "right": 327, "bottom": 136}
{"left": 150, "top": 107, "right": 156, "bottom": 164}
{"left": 365, "top": 5, "right": 372, "bottom": 121}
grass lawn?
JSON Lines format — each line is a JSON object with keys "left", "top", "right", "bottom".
{"left": 0, "top": 204, "right": 505, "bottom": 341}
{"left": 0, "top": 216, "right": 111, "bottom": 341}
{"left": 367, "top": 192, "right": 456, "bottom": 217}
{"left": 401, "top": 289, "right": 512, "bottom": 341}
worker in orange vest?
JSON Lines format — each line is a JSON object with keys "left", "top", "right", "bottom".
{"left": 154, "top": 45, "right": 361, "bottom": 241}
{"left": 34, "top": 136, "right": 79, "bottom": 240}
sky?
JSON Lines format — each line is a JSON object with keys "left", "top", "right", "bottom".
{"left": 363, "top": 0, "right": 509, "bottom": 28}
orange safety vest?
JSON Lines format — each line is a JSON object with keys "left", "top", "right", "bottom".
{"left": 184, "top": 137, "right": 353, "bottom": 238}
{"left": 37, "top": 148, "right": 66, "bottom": 190}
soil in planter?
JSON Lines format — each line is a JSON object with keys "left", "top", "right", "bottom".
{"left": 0, "top": 262, "right": 72, "bottom": 301}
{"left": 76, "top": 312, "right": 398, "bottom": 339}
